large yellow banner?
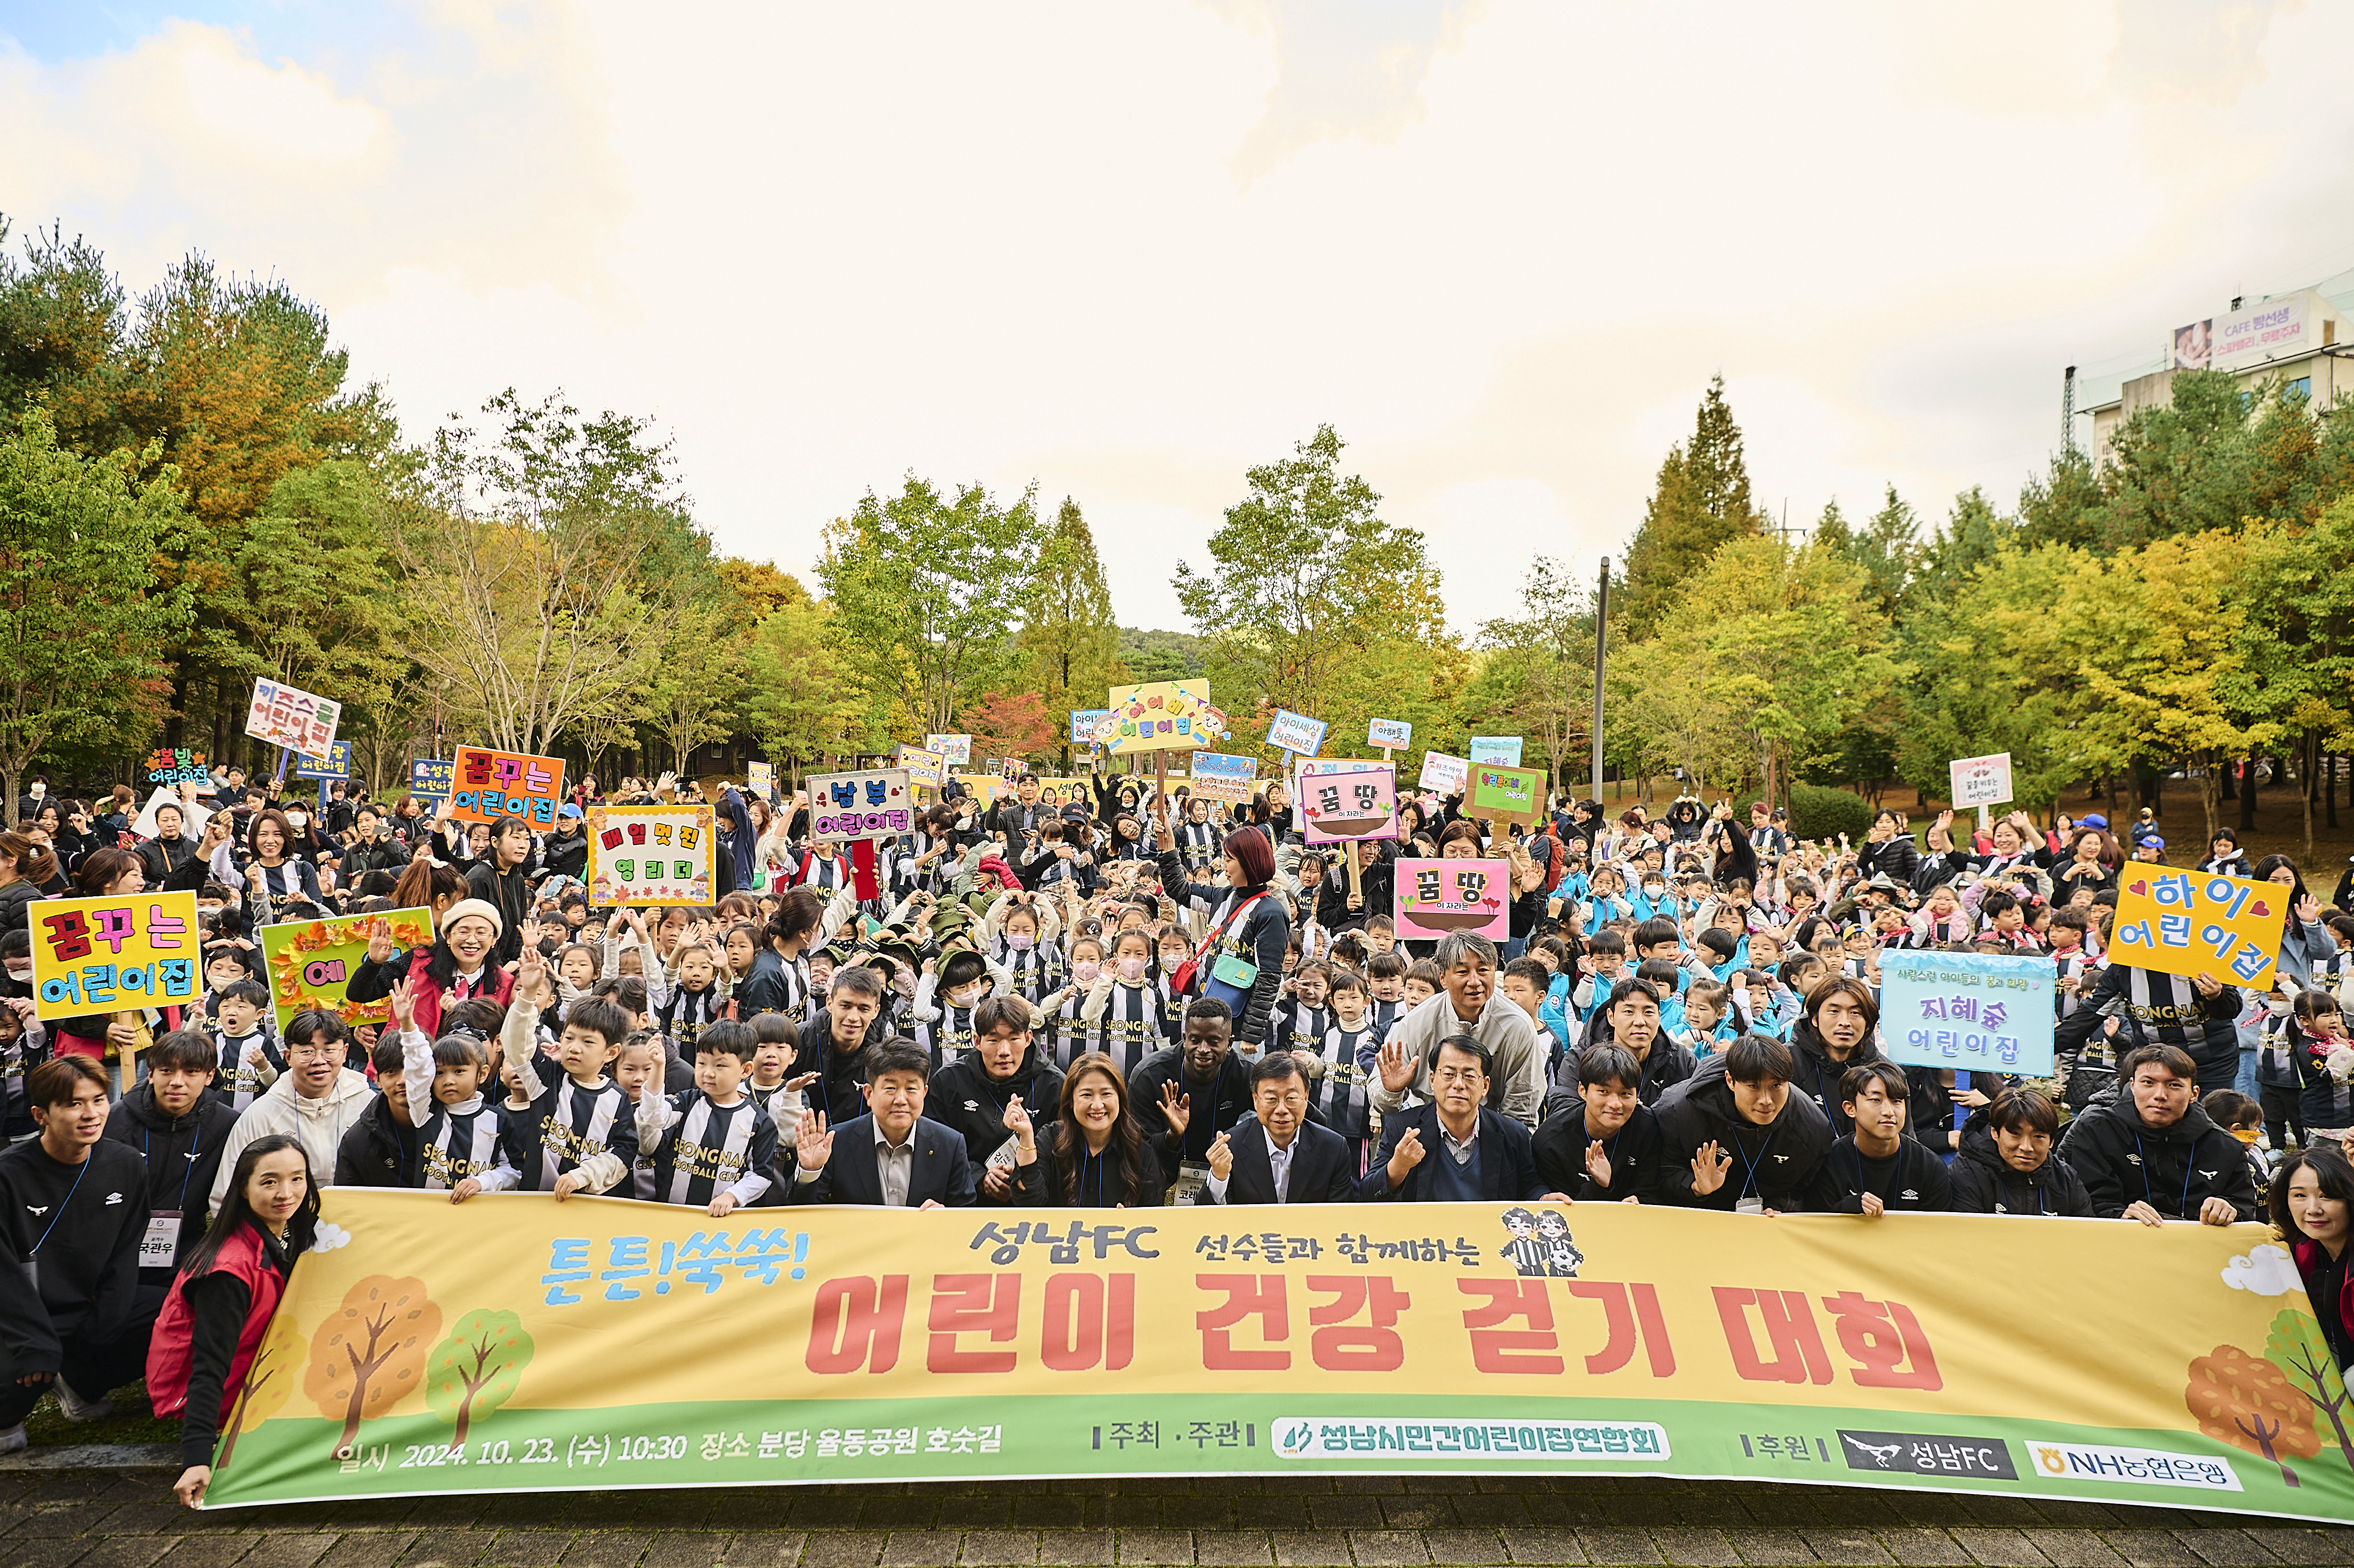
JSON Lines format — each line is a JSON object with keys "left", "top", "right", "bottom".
{"left": 202, "top": 1194, "right": 2353, "bottom": 1521}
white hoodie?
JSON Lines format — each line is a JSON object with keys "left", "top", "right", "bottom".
{"left": 209, "top": 1066, "right": 377, "bottom": 1211}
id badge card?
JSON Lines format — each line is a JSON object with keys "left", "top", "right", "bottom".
{"left": 141, "top": 1212, "right": 182, "bottom": 1270}
{"left": 1734, "top": 1196, "right": 1765, "bottom": 1216}
{"left": 1172, "top": 1160, "right": 1211, "bottom": 1204}
{"left": 985, "top": 1135, "right": 1021, "bottom": 1172}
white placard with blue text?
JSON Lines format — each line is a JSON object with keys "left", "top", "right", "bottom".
{"left": 1877, "top": 948, "right": 2056, "bottom": 1078}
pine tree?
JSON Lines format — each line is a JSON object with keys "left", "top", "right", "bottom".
{"left": 1854, "top": 484, "right": 1921, "bottom": 618}
{"left": 1813, "top": 498, "right": 1854, "bottom": 553}
{"left": 1019, "top": 498, "right": 1124, "bottom": 768}
{"left": 1620, "top": 375, "right": 1764, "bottom": 635}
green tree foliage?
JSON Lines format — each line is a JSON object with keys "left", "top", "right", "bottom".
{"left": 1619, "top": 375, "right": 1764, "bottom": 635}
{"left": 0, "top": 219, "right": 122, "bottom": 430}
{"left": 742, "top": 590, "right": 885, "bottom": 771}
{"left": 819, "top": 476, "right": 1042, "bottom": 736}
{"left": 1118, "top": 627, "right": 1205, "bottom": 683}
{"left": 2080, "top": 372, "right": 2335, "bottom": 549}
{"left": 2015, "top": 448, "right": 2102, "bottom": 550}
{"left": 0, "top": 409, "right": 191, "bottom": 824}
{"left": 425, "top": 1309, "right": 534, "bottom": 1454}
{"left": 1020, "top": 499, "right": 1125, "bottom": 766}
{"left": 1174, "top": 424, "right": 1446, "bottom": 760}
{"left": 1469, "top": 555, "right": 1595, "bottom": 786}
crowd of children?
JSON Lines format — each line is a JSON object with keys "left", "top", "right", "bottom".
{"left": 2, "top": 764, "right": 2352, "bottom": 1489}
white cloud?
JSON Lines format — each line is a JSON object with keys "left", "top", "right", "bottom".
{"left": 4, "top": 1, "right": 2354, "bottom": 637}
{"left": 2221, "top": 1242, "right": 2302, "bottom": 1296}
{"left": 311, "top": 1220, "right": 353, "bottom": 1254}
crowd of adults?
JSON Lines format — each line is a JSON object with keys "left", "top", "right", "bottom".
{"left": 0, "top": 761, "right": 2350, "bottom": 1507}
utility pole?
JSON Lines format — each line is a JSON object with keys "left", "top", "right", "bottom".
{"left": 2062, "top": 366, "right": 2077, "bottom": 460}
{"left": 1590, "top": 555, "right": 1609, "bottom": 806}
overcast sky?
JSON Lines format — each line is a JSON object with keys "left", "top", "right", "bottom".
{"left": 4, "top": 0, "right": 2352, "bottom": 634}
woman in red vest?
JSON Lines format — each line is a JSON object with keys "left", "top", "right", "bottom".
{"left": 147, "top": 1133, "right": 317, "bottom": 1507}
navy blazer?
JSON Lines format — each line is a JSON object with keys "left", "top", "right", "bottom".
{"left": 1358, "top": 1102, "right": 1548, "bottom": 1203}
{"left": 786, "top": 1114, "right": 977, "bottom": 1207}
{"left": 1194, "top": 1116, "right": 1357, "bottom": 1205}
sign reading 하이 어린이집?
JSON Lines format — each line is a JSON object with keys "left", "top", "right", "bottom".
{"left": 2108, "top": 869, "right": 2283, "bottom": 990}
{"left": 587, "top": 806, "right": 717, "bottom": 908}
{"left": 449, "top": 747, "right": 568, "bottom": 828}
{"left": 1368, "top": 718, "right": 1412, "bottom": 749}
{"left": 1264, "top": 708, "right": 1326, "bottom": 757}
{"left": 1467, "top": 736, "right": 1523, "bottom": 767}
{"left": 1419, "top": 752, "right": 1470, "bottom": 794}
{"left": 1099, "top": 681, "right": 1224, "bottom": 755}
{"left": 195, "top": 1194, "right": 2347, "bottom": 1522}
{"left": 1947, "top": 753, "right": 2013, "bottom": 811}
{"left": 1187, "top": 752, "right": 1257, "bottom": 804}
{"left": 1392, "top": 857, "right": 1508, "bottom": 940}
{"left": 1468, "top": 764, "right": 1544, "bottom": 826}
{"left": 1876, "top": 949, "right": 2057, "bottom": 1078}
{"left": 245, "top": 678, "right": 341, "bottom": 759}
{"left": 258, "top": 908, "right": 436, "bottom": 1034}
{"left": 31, "top": 890, "right": 201, "bottom": 1022}
{"left": 408, "top": 758, "right": 453, "bottom": 803}
{"left": 1297, "top": 759, "right": 1398, "bottom": 844}
{"left": 808, "top": 770, "right": 914, "bottom": 844}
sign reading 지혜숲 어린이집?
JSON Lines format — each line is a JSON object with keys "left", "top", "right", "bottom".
{"left": 1875, "top": 948, "right": 2056, "bottom": 1078}
{"left": 449, "top": 747, "right": 568, "bottom": 828}
{"left": 2109, "top": 869, "right": 2283, "bottom": 991}
{"left": 807, "top": 770, "right": 914, "bottom": 844}
{"left": 194, "top": 1192, "right": 2350, "bottom": 1523}
{"left": 31, "top": 891, "right": 201, "bottom": 1021}
{"left": 586, "top": 806, "right": 717, "bottom": 908}
{"left": 1296, "top": 759, "right": 1397, "bottom": 844}
{"left": 258, "top": 908, "right": 436, "bottom": 1034}
{"left": 1392, "top": 857, "right": 1508, "bottom": 941}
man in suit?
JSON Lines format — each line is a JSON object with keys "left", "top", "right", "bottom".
{"left": 786, "top": 1041, "right": 977, "bottom": 1207}
{"left": 1197, "top": 1053, "right": 1355, "bottom": 1205}
{"left": 988, "top": 774, "right": 1048, "bottom": 848}
{"left": 1360, "top": 1032, "right": 1568, "bottom": 1205}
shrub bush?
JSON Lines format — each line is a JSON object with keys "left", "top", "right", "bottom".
{"left": 1787, "top": 783, "right": 1875, "bottom": 844}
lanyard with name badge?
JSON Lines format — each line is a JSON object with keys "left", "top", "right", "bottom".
{"left": 138, "top": 1120, "right": 202, "bottom": 1270}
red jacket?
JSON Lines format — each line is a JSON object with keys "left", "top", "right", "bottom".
{"left": 145, "top": 1223, "right": 287, "bottom": 1424}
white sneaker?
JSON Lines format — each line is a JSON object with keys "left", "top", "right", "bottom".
{"left": 52, "top": 1380, "right": 113, "bottom": 1423}
{"left": 0, "top": 1425, "right": 26, "bottom": 1455}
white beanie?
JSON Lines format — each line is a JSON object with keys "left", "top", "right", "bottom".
{"left": 441, "top": 898, "right": 505, "bottom": 939}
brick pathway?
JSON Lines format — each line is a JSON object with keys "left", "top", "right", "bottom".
{"left": 4, "top": 1464, "right": 2350, "bottom": 1568}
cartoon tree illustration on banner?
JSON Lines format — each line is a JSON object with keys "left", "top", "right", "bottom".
{"left": 2266, "top": 1310, "right": 2354, "bottom": 1472}
{"left": 303, "top": 1276, "right": 442, "bottom": 1459}
{"left": 216, "top": 1307, "right": 305, "bottom": 1470}
{"left": 2186, "top": 1343, "right": 2318, "bottom": 1487}
{"left": 426, "top": 1308, "right": 536, "bottom": 1451}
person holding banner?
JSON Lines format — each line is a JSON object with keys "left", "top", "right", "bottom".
{"left": 1199, "top": 1052, "right": 1355, "bottom": 1205}
{"left": 1360, "top": 1033, "right": 1560, "bottom": 1204}
{"left": 1652, "top": 1035, "right": 1833, "bottom": 1214}
{"left": 2057, "top": 1044, "right": 2257, "bottom": 1225}
{"left": 1009, "top": 1049, "right": 1163, "bottom": 1206}
{"left": 787, "top": 1041, "right": 973, "bottom": 1208}
{"left": 2055, "top": 957, "right": 2242, "bottom": 1093}
{"left": 1949, "top": 1088, "right": 2091, "bottom": 1217}
{"left": 2271, "top": 1144, "right": 2354, "bottom": 1374}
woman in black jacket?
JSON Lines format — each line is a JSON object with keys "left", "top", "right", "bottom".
{"left": 1154, "top": 808, "right": 1290, "bottom": 1052}
{"left": 1856, "top": 808, "right": 1921, "bottom": 887}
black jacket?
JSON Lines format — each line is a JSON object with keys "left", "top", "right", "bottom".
{"left": 931, "top": 1046, "right": 1066, "bottom": 1195}
{"left": 1548, "top": 1022, "right": 1693, "bottom": 1121}
{"left": 1788, "top": 1019, "right": 1887, "bottom": 1139}
{"left": 1195, "top": 1115, "right": 1356, "bottom": 1205}
{"left": 1650, "top": 1055, "right": 1834, "bottom": 1211}
{"left": 1359, "top": 1102, "right": 1548, "bottom": 1203}
{"left": 1128, "top": 1045, "right": 1254, "bottom": 1172}
{"left": 466, "top": 858, "right": 534, "bottom": 966}
{"left": 541, "top": 826, "right": 588, "bottom": 883}
{"left": 2055, "top": 964, "right": 2243, "bottom": 1089}
{"left": 1948, "top": 1112, "right": 2093, "bottom": 1217}
{"left": 102, "top": 1085, "right": 237, "bottom": 1305}
{"left": 1857, "top": 835, "right": 1921, "bottom": 887}
{"left": 334, "top": 1094, "right": 421, "bottom": 1189}
{"left": 1802, "top": 1134, "right": 1952, "bottom": 1213}
{"left": 1533, "top": 1102, "right": 1664, "bottom": 1203}
{"left": 2057, "top": 1091, "right": 2258, "bottom": 1222}
{"left": 791, "top": 1009, "right": 886, "bottom": 1129}
{"left": 1014, "top": 1132, "right": 1165, "bottom": 1207}
{"left": 785, "top": 1114, "right": 975, "bottom": 1206}
{"left": 1157, "top": 850, "right": 1290, "bottom": 1049}
{"left": 0, "top": 1139, "right": 151, "bottom": 1354}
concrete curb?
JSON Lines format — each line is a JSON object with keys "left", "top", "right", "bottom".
{"left": 0, "top": 1440, "right": 178, "bottom": 1470}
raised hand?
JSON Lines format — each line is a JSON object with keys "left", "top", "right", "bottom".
{"left": 796, "top": 1109, "right": 835, "bottom": 1171}
{"left": 1206, "top": 1129, "right": 1233, "bottom": 1181}
{"left": 367, "top": 919, "right": 398, "bottom": 965}
{"left": 1689, "top": 1141, "right": 1733, "bottom": 1197}
{"left": 1377, "top": 1037, "right": 1417, "bottom": 1094}
{"left": 1003, "top": 1097, "right": 1035, "bottom": 1147}
{"left": 1386, "top": 1126, "right": 1426, "bottom": 1187}
{"left": 1585, "top": 1139, "right": 1612, "bottom": 1190}
{"left": 387, "top": 975, "right": 418, "bottom": 1035}
{"left": 1158, "top": 1082, "right": 1191, "bottom": 1140}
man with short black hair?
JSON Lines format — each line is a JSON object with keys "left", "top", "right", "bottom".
{"left": 931, "top": 995, "right": 1064, "bottom": 1201}
{"left": 1360, "top": 1033, "right": 1563, "bottom": 1204}
{"left": 1534, "top": 1043, "right": 1664, "bottom": 1202}
{"left": 1199, "top": 1053, "right": 1355, "bottom": 1205}
{"left": 1804, "top": 1062, "right": 1950, "bottom": 1214}
{"left": 1129, "top": 999, "right": 1254, "bottom": 1181}
{"left": 787, "top": 1041, "right": 975, "bottom": 1207}
{"left": 792, "top": 965, "right": 890, "bottom": 1126}
{"left": 2057, "top": 1044, "right": 2257, "bottom": 1225}
{"left": 1652, "top": 1033, "right": 1832, "bottom": 1213}
{"left": 1372, "top": 932, "right": 1544, "bottom": 1126}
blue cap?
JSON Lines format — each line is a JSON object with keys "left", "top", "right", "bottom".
{"left": 2079, "top": 813, "right": 2108, "bottom": 829}
{"left": 559, "top": 803, "right": 583, "bottom": 820}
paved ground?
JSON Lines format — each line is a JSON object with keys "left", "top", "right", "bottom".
{"left": 4, "top": 1461, "right": 2352, "bottom": 1568}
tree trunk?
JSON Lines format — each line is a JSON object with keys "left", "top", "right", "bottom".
{"left": 2240, "top": 756, "right": 2257, "bottom": 832}
{"left": 2330, "top": 752, "right": 2341, "bottom": 831}
{"left": 2199, "top": 756, "right": 2224, "bottom": 845}
{"left": 2305, "top": 730, "right": 2318, "bottom": 865}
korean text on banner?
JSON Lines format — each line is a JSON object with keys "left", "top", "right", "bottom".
{"left": 808, "top": 770, "right": 914, "bottom": 844}
{"left": 1265, "top": 708, "right": 1326, "bottom": 757}
{"left": 32, "top": 890, "right": 201, "bottom": 1021}
{"left": 1469, "top": 764, "right": 1544, "bottom": 826}
{"left": 1419, "top": 751, "right": 1470, "bottom": 794}
{"left": 291, "top": 740, "right": 351, "bottom": 780}
{"left": 1033, "top": 777, "right": 1092, "bottom": 808}
{"left": 259, "top": 909, "right": 435, "bottom": 1034}
{"left": 927, "top": 734, "right": 973, "bottom": 766}
{"left": 1393, "top": 857, "right": 1508, "bottom": 940}
{"left": 1468, "top": 736, "right": 1523, "bottom": 767}
{"left": 1297, "top": 759, "right": 1397, "bottom": 844}
{"left": 143, "top": 748, "right": 209, "bottom": 786}
{"left": 1100, "top": 681, "right": 1224, "bottom": 755}
{"left": 895, "top": 746, "right": 946, "bottom": 787}
{"left": 1368, "top": 718, "right": 1412, "bottom": 749}
{"left": 1878, "top": 949, "right": 2056, "bottom": 1077}
{"left": 588, "top": 806, "right": 716, "bottom": 908}
{"left": 1070, "top": 709, "right": 1111, "bottom": 745}
{"left": 245, "top": 678, "right": 340, "bottom": 759}
{"left": 1187, "top": 752, "right": 1257, "bottom": 804}
{"left": 1948, "top": 753, "right": 2013, "bottom": 810}
{"left": 197, "top": 1195, "right": 2346, "bottom": 1521}
{"left": 450, "top": 747, "right": 567, "bottom": 828}
{"left": 2110, "top": 870, "right": 2282, "bottom": 990}
{"left": 407, "top": 759, "right": 453, "bottom": 803}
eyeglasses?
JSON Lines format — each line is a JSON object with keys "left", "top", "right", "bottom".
{"left": 286, "top": 1043, "right": 342, "bottom": 1062}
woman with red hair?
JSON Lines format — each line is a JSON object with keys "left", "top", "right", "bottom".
{"left": 1153, "top": 805, "right": 1290, "bottom": 1051}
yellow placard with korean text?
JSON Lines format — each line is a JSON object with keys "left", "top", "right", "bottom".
{"left": 2109, "top": 868, "right": 2281, "bottom": 990}
{"left": 31, "top": 891, "right": 202, "bottom": 1022}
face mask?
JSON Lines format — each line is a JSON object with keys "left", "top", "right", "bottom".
{"left": 286, "top": 813, "right": 308, "bottom": 831}
{"left": 5, "top": 963, "right": 30, "bottom": 983}
{"left": 890, "top": 971, "right": 916, "bottom": 998}
{"left": 1643, "top": 885, "right": 1664, "bottom": 900}
{"left": 1007, "top": 933, "right": 1034, "bottom": 952}
{"left": 2231, "top": 1126, "right": 2262, "bottom": 1146}
{"left": 1118, "top": 956, "right": 1148, "bottom": 984}
{"left": 950, "top": 983, "right": 985, "bottom": 1009}
{"left": 1072, "top": 959, "right": 1101, "bottom": 986}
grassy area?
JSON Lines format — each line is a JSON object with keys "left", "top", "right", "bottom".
{"left": 21, "top": 1379, "right": 177, "bottom": 1447}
